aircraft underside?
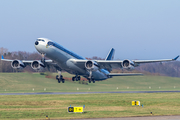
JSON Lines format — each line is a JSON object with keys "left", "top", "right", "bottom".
{"left": 55, "top": 68, "right": 107, "bottom": 83}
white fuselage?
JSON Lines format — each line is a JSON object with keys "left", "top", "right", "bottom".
{"left": 35, "top": 38, "right": 109, "bottom": 80}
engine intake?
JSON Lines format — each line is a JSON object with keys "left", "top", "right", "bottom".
{"left": 11, "top": 60, "right": 25, "bottom": 69}
{"left": 31, "top": 61, "right": 45, "bottom": 70}
{"left": 122, "top": 60, "right": 135, "bottom": 70}
{"left": 85, "top": 60, "right": 98, "bottom": 71}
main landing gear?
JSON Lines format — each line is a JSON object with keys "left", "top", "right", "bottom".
{"left": 56, "top": 70, "right": 65, "bottom": 83}
{"left": 72, "top": 75, "right": 81, "bottom": 81}
{"left": 88, "top": 78, "right": 95, "bottom": 83}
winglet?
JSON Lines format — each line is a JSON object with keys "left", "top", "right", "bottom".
{"left": 173, "top": 55, "right": 179, "bottom": 60}
{"left": 1, "top": 55, "right": 4, "bottom": 60}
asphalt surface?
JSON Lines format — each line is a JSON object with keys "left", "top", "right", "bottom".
{"left": 72, "top": 116, "right": 180, "bottom": 120}
{"left": 0, "top": 90, "right": 180, "bottom": 95}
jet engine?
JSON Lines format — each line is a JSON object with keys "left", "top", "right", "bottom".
{"left": 122, "top": 60, "right": 135, "bottom": 70}
{"left": 31, "top": 60, "right": 45, "bottom": 70}
{"left": 85, "top": 60, "right": 98, "bottom": 71}
{"left": 11, "top": 60, "right": 25, "bottom": 69}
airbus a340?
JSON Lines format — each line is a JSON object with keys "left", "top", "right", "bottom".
{"left": 1, "top": 38, "right": 179, "bottom": 83}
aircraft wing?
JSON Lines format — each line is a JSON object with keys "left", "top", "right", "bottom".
{"left": 96, "top": 55, "right": 179, "bottom": 69}
{"left": 94, "top": 60, "right": 123, "bottom": 69}
{"left": 22, "top": 59, "right": 52, "bottom": 63}
{"left": 72, "top": 55, "right": 179, "bottom": 70}
{"left": 1, "top": 56, "right": 13, "bottom": 61}
{"left": 71, "top": 59, "right": 124, "bottom": 69}
{"left": 1, "top": 55, "right": 53, "bottom": 63}
{"left": 132, "top": 55, "right": 179, "bottom": 64}
{"left": 1, "top": 55, "right": 57, "bottom": 70}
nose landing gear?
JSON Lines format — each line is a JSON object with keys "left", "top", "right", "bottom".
{"left": 56, "top": 75, "right": 65, "bottom": 83}
{"left": 87, "top": 70, "right": 95, "bottom": 83}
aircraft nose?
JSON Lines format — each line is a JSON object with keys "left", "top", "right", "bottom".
{"left": 35, "top": 41, "right": 39, "bottom": 45}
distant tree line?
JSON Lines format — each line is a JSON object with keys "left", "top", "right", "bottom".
{"left": 0, "top": 47, "right": 180, "bottom": 77}
{"left": 136, "top": 61, "right": 180, "bottom": 77}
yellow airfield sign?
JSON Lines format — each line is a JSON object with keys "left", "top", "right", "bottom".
{"left": 74, "top": 107, "right": 83, "bottom": 112}
{"left": 132, "top": 101, "right": 140, "bottom": 106}
{"left": 68, "top": 107, "right": 74, "bottom": 112}
{"left": 68, "top": 107, "right": 83, "bottom": 113}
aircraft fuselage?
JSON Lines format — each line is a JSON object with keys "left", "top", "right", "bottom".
{"left": 35, "top": 38, "right": 109, "bottom": 80}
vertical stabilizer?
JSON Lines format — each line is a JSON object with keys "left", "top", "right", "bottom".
{"left": 105, "top": 48, "right": 115, "bottom": 60}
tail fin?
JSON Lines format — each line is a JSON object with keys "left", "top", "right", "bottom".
{"left": 105, "top": 48, "right": 115, "bottom": 60}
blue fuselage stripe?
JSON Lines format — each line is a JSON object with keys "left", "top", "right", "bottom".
{"left": 50, "top": 42, "right": 85, "bottom": 60}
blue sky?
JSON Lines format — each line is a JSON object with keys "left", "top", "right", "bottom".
{"left": 0, "top": 0, "right": 180, "bottom": 60}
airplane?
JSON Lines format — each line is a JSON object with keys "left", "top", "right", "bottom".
{"left": 1, "top": 38, "right": 179, "bottom": 83}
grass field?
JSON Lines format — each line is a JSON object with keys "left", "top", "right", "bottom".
{"left": 0, "top": 72, "right": 180, "bottom": 93}
{"left": 0, "top": 93, "right": 180, "bottom": 119}
{"left": 0, "top": 72, "right": 180, "bottom": 119}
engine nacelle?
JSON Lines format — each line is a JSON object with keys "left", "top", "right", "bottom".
{"left": 31, "top": 60, "right": 45, "bottom": 70}
{"left": 122, "top": 60, "right": 135, "bottom": 70}
{"left": 85, "top": 60, "right": 98, "bottom": 71}
{"left": 11, "top": 60, "right": 25, "bottom": 69}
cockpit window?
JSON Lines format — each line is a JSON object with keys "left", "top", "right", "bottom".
{"left": 37, "top": 39, "right": 45, "bottom": 42}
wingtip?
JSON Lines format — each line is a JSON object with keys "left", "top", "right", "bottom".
{"left": 1, "top": 55, "right": 4, "bottom": 60}
{"left": 173, "top": 55, "right": 179, "bottom": 60}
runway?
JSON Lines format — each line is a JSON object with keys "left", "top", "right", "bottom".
{"left": 72, "top": 115, "right": 180, "bottom": 120}
{"left": 0, "top": 90, "right": 180, "bottom": 95}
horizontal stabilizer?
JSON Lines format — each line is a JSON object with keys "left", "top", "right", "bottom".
{"left": 108, "top": 73, "right": 143, "bottom": 76}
